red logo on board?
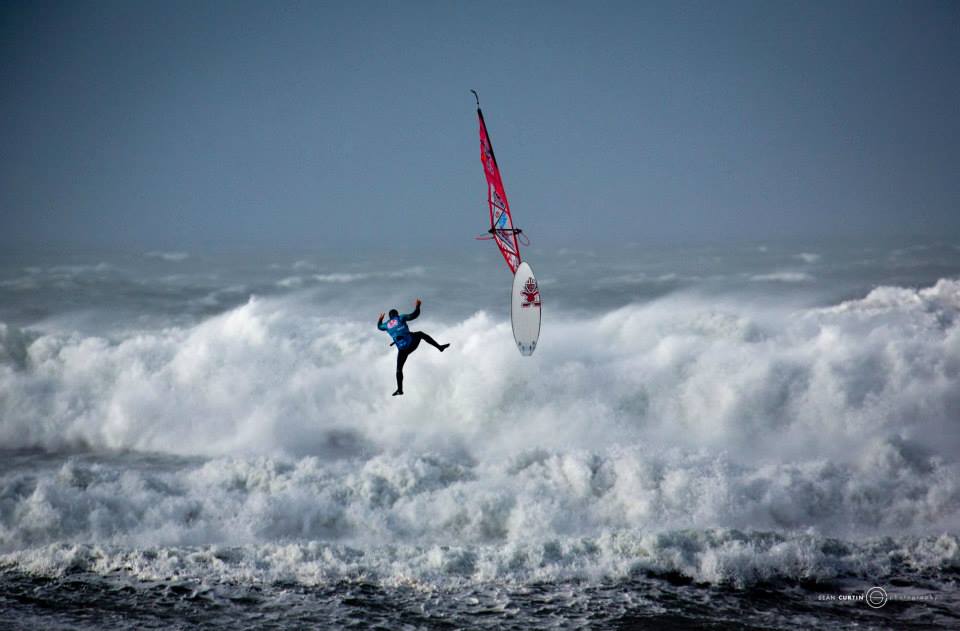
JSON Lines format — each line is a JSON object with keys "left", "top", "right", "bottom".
{"left": 521, "top": 277, "right": 541, "bottom": 308}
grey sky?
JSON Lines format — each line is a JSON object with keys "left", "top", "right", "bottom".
{"left": 2, "top": 0, "right": 958, "bottom": 252}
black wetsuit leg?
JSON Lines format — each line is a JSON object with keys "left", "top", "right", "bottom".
{"left": 394, "top": 333, "right": 448, "bottom": 394}
{"left": 412, "top": 331, "right": 444, "bottom": 350}
{"left": 395, "top": 335, "right": 422, "bottom": 393}
{"left": 395, "top": 348, "right": 409, "bottom": 392}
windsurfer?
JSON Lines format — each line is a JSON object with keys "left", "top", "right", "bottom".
{"left": 377, "top": 299, "right": 449, "bottom": 396}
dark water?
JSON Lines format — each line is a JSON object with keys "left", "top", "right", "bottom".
{"left": 3, "top": 568, "right": 958, "bottom": 630}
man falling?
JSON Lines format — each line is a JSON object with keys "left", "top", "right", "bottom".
{"left": 377, "top": 299, "right": 449, "bottom": 396}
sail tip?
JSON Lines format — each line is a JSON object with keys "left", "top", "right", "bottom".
{"left": 470, "top": 89, "right": 479, "bottom": 106}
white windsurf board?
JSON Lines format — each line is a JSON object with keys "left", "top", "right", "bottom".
{"left": 511, "top": 261, "right": 541, "bottom": 356}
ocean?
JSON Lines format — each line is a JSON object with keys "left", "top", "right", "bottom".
{"left": 1, "top": 239, "right": 959, "bottom": 629}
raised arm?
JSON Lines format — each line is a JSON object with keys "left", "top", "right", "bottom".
{"left": 404, "top": 299, "right": 422, "bottom": 321}
{"left": 377, "top": 312, "right": 387, "bottom": 330}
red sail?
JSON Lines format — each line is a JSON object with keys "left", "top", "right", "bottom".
{"left": 476, "top": 106, "right": 522, "bottom": 274}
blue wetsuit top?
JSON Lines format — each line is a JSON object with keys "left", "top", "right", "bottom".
{"left": 378, "top": 304, "right": 420, "bottom": 349}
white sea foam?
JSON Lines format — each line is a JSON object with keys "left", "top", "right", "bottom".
{"left": 46, "top": 263, "right": 113, "bottom": 274}
{"left": 749, "top": 271, "right": 814, "bottom": 282}
{"left": 3, "top": 530, "right": 958, "bottom": 588}
{"left": 0, "top": 277, "right": 39, "bottom": 290}
{"left": 145, "top": 251, "right": 190, "bottom": 262}
{"left": 2, "top": 279, "right": 959, "bottom": 460}
{"left": 313, "top": 272, "right": 368, "bottom": 283}
{"left": 1, "top": 447, "right": 957, "bottom": 586}
{"left": 277, "top": 276, "right": 307, "bottom": 288}
{"left": 276, "top": 267, "right": 427, "bottom": 287}
{"left": 2, "top": 278, "right": 960, "bottom": 585}
{"left": 0, "top": 263, "right": 116, "bottom": 291}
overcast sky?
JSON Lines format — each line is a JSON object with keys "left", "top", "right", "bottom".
{"left": 2, "top": 0, "right": 958, "bottom": 252}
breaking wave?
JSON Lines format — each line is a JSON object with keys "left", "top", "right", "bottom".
{"left": 2, "top": 278, "right": 960, "bottom": 586}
